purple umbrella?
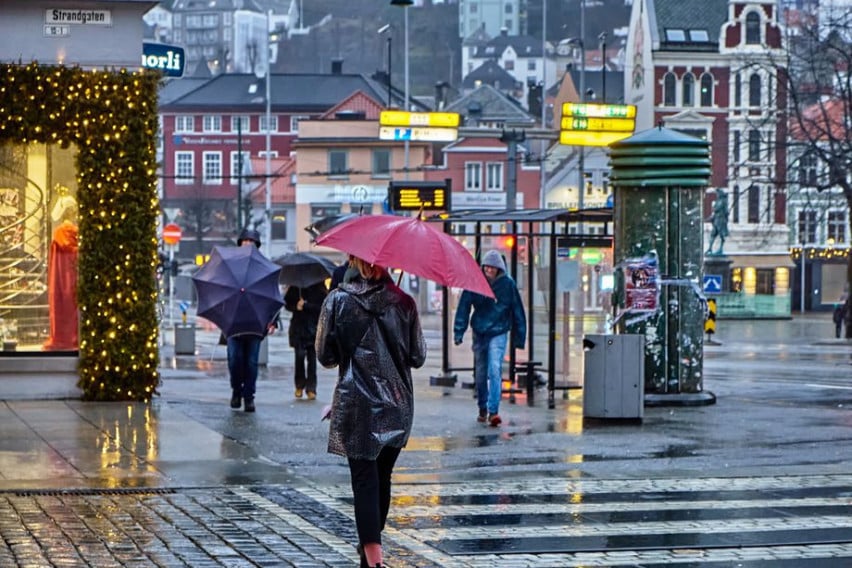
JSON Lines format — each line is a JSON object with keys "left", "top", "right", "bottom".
{"left": 192, "top": 245, "right": 283, "bottom": 338}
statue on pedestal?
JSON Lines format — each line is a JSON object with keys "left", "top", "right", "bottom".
{"left": 706, "top": 188, "right": 729, "bottom": 255}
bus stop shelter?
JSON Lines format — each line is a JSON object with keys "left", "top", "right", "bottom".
{"left": 427, "top": 208, "right": 613, "bottom": 409}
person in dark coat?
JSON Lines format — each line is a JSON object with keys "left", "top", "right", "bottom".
{"left": 227, "top": 228, "right": 277, "bottom": 412}
{"left": 284, "top": 281, "right": 327, "bottom": 399}
{"left": 453, "top": 249, "right": 526, "bottom": 427}
{"left": 316, "top": 256, "right": 426, "bottom": 568}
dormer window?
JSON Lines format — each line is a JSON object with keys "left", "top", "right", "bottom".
{"left": 665, "top": 29, "right": 686, "bottom": 42}
{"left": 746, "top": 12, "right": 761, "bottom": 44}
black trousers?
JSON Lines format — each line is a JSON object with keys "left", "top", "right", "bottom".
{"left": 347, "top": 445, "right": 402, "bottom": 545}
{"left": 294, "top": 343, "right": 317, "bottom": 393}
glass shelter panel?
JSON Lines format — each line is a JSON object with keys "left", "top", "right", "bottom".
{"left": 0, "top": 143, "right": 79, "bottom": 353}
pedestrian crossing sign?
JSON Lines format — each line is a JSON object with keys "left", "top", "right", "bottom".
{"left": 703, "top": 275, "right": 722, "bottom": 293}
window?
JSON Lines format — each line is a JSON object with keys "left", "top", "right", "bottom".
{"left": 202, "top": 152, "right": 222, "bottom": 184}
{"left": 371, "top": 149, "right": 391, "bottom": 178}
{"left": 749, "top": 74, "right": 761, "bottom": 107}
{"left": 733, "top": 73, "right": 741, "bottom": 107}
{"left": 747, "top": 130, "right": 760, "bottom": 162}
{"left": 746, "top": 12, "right": 761, "bottom": 44}
{"left": 231, "top": 115, "right": 249, "bottom": 133}
{"left": 175, "top": 151, "right": 194, "bottom": 185}
{"left": 271, "top": 209, "right": 287, "bottom": 240}
{"left": 485, "top": 162, "right": 503, "bottom": 191}
{"left": 328, "top": 150, "right": 348, "bottom": 177}
{"left": 663, "top": 72, "right": 676, "bottom": 106}
{"left": 689, "top": 29, "right": 709, "bottom": 42}
{"left": 290, "top": 115, "right": 308, "bottom": 132}
{"left": 682, "top": 73, "right": 695, "bottom": 106}
{"left": 732, "top": 185, "right": 740, "bottom": 223}
{"left": 756, "top": 269, "right": 774, "bottom": 295}
{"left": 504, "top": 60, "right": 514, "bottom": 71}
{"left": 747, "top": 185, "right": 760, "bottom": 223}
{"left": 505, "top": 3, "right": 513, "bottom": 13}
{"left": 828, "top": 211, "right": 847, "bottom": 243}
{"left": 311, "top": 205, "right": 341, "bottom": 225}
{"left": 470, "top": 3, "right": 477, "bottom": 13}
{"left": 260, "top": 115, "right": 278, "bottom": 133}
{"left": 700, "top": 73, "right": 713, "bottom": 106}
{"left": 465, "top": 162, "right": 482, "bottom": 190}
{"left": 175, "top": 115, "right": 194, "bottom": 133}
{"left": 732, "top": 130, "right": 741, "bottom": 163}
{"left": 229, "top": 151, "right": 251, "bottom": 185}
{"left": 665, "top": 29, "right": 686, "bottom": 42}
{"left": 799, "top": 152, "right": 817, "bottom": 186}
{"left": 527, "top": 60, "right": 536, "bottom": 71}
{"left": 203, "top": 115, "right": 221, "bottom": 132}
{"left": 258, "top": 150, "right": 279, "bottom": 158}
{"left": 798, "top": 210, "right": 817, "bottom": 243}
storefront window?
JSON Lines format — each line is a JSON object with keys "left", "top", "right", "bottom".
{"left": 0, "top": 143, "right": 79, "bottom": 353}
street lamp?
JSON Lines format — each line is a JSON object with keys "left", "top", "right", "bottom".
{"left": 378, "top": 24, "right": 392, "bottom": 107}
{"left": 264, "top": 12, "right": 282, "bottom": 256}
{"left": 598, "top": 31, "right": 607, "bottom": 103}
{"left": 391, "top": 0, "right": 412, "bottom": 179}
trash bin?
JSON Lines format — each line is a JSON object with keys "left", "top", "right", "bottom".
{"left": 583, "top": 334, "right": 644, "bottom": 420}
{"left": 174, "top": 324, "right": 196, "bottom": 355}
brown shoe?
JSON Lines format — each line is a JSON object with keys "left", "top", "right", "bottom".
{"left": 295, "top": 388, "right": 303, "bottom": 399}
{"left": 307, "top": 392, "right": 316, "bottom": 400}
{"left": 488, "top": 413, "right": 502, "bottom": 427}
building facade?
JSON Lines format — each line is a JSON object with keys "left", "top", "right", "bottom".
{"left": 625, "top": 0, "right": 793, "bottom": 317}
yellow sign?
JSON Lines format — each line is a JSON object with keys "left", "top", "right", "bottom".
{"left": 561, "top": 117, "right": 636, "bottom": 132}
{"left": 559, "top": 130, "right": 634, "bottom": 147}
{"left": 379, "top": 126, "right": 459, "bottom": 142}
{"left": 562, "top": 102, "right": 637, "bottom": 118}
{"left": 379, "top": 110, "right": 460, "bottom": 128}
{"left": 388, "top": 181, "right": 451, "bottom": 211}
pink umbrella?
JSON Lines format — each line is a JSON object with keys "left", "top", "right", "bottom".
{"left": 315, "top": 214, "right": 495, "bottom": 298}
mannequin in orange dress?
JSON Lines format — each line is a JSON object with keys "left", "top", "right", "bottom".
{"left": 43, "top": 195, "right": 79, "bottom": 351}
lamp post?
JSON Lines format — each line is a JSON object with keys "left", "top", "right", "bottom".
{"left": 598, "top": 31, "right": 607, "bottom": 103}
{"left": 391, "top": 0, "right": 412, "bottom": 179}
{"left": 378, "top": 24, "right": 392, "bottom": 107}
{"left": 263, "top": 10, "right": 273, "bottom": 256}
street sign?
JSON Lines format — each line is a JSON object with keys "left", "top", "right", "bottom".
{"left": 379, "top": 110, "right": 460, "bottom": 128}
{"left": 388, "top": 181, "right": 451, "bottom": 211}
{"left": 703, "top": 274, "right": 722, "bottom": 293}
{"left": 162, "top": 223, "right": 182, "bottom": 245}
{"left": 142, "top": 43, "right": 185, "bottom": 78}
{"left": 379, "top": 126, "right": 458, "bottom": 142}
{"left": 559, "top": 102, "right": 637, "bottom": 147}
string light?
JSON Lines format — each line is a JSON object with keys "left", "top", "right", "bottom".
{"left": 0, "top": 63, "right": 161, "bottom": 402}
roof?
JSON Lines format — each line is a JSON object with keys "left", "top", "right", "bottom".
{"left": 653, "top": 0, "right": 727, "bottom": 50}
{"left": 445, "top": 84, "right": 535, "bottom": 126}
{"left": 789, "top": 98, "right": 848, "bottom": 141}
{"left": 159, "top": 73, "right": 419, "bottom": 112}
{"left": 461, "top": 60, "right": 521, "bottom": 90}
{"left": 474, "top": 32, "right": 545, "bottom": 59}
{"left": 566, "top": 68, "right": 625, "bottom": 104}
{"left": 431, "top": 207, "right": 613, "bottom": 224}
{"left": 158, "top": 77, "right": 210, "bottom": 106}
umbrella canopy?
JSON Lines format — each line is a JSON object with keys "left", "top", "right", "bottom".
{"left": 273, "top": 252, "right": 338, "bottom": 287}
{"left": 315, "top": 214, "right": 494, "bottom": 298}
{"left": 304, "top": 213, "right": 360, "bottom": 240}
{"left": 192, "top": 245, "right": 284, "bottom": 338}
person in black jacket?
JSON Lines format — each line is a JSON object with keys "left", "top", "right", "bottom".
{"left": 316, "top": 256, "right": 426, "bottom": 568}
{"left": 284, "top": 281, "right": 328, "bottom": 399}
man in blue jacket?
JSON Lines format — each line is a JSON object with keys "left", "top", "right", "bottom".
{"left": 454, "top": 250, "right": 526, "bottom": 427}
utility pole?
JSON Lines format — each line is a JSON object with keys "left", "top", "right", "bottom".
{"left": 501, "top": 129, "right": 526, "bottom": 211}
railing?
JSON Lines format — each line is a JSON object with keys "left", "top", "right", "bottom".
{"left": 0, "top": 160, "right": 48, "bottom": 345}
{"left": 714, "top": 292, "right": 791, "bottom": 319}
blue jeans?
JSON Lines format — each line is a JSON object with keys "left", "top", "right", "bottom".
{"left": 227, "top": 335, "right": 262, "bottom": 399}
{"left": 472, "top": 332, "right": 508, "bottom": 415}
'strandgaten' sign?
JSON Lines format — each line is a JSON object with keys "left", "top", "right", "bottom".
{"left": 45, "top": 9, "right": 112, "bottom": 26}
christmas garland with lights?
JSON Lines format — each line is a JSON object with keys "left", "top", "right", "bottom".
{"left": 0, "top": 63, "right": 161, "bottom": 401}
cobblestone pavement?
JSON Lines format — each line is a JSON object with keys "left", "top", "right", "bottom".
{"left": 2, "top": 474, "right": 852, "bottom": 566}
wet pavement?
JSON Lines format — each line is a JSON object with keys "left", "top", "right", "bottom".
{"left": 0, "top": 313, "right": 850, "bottom": 566}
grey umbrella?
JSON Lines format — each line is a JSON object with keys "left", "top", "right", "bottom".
{"left": 272, "top": 252, "right": 338, "bottom": 287}
{"left": 192, "top": 245, "right": 283, "bottom": 338}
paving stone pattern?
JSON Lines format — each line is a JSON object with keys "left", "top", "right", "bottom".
{"left": 4, "top": 474, "right": 851, "bottom": 567}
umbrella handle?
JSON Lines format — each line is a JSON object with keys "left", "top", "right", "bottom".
{"left": 396, "top": 271, "right": 404, "bottom": 287}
